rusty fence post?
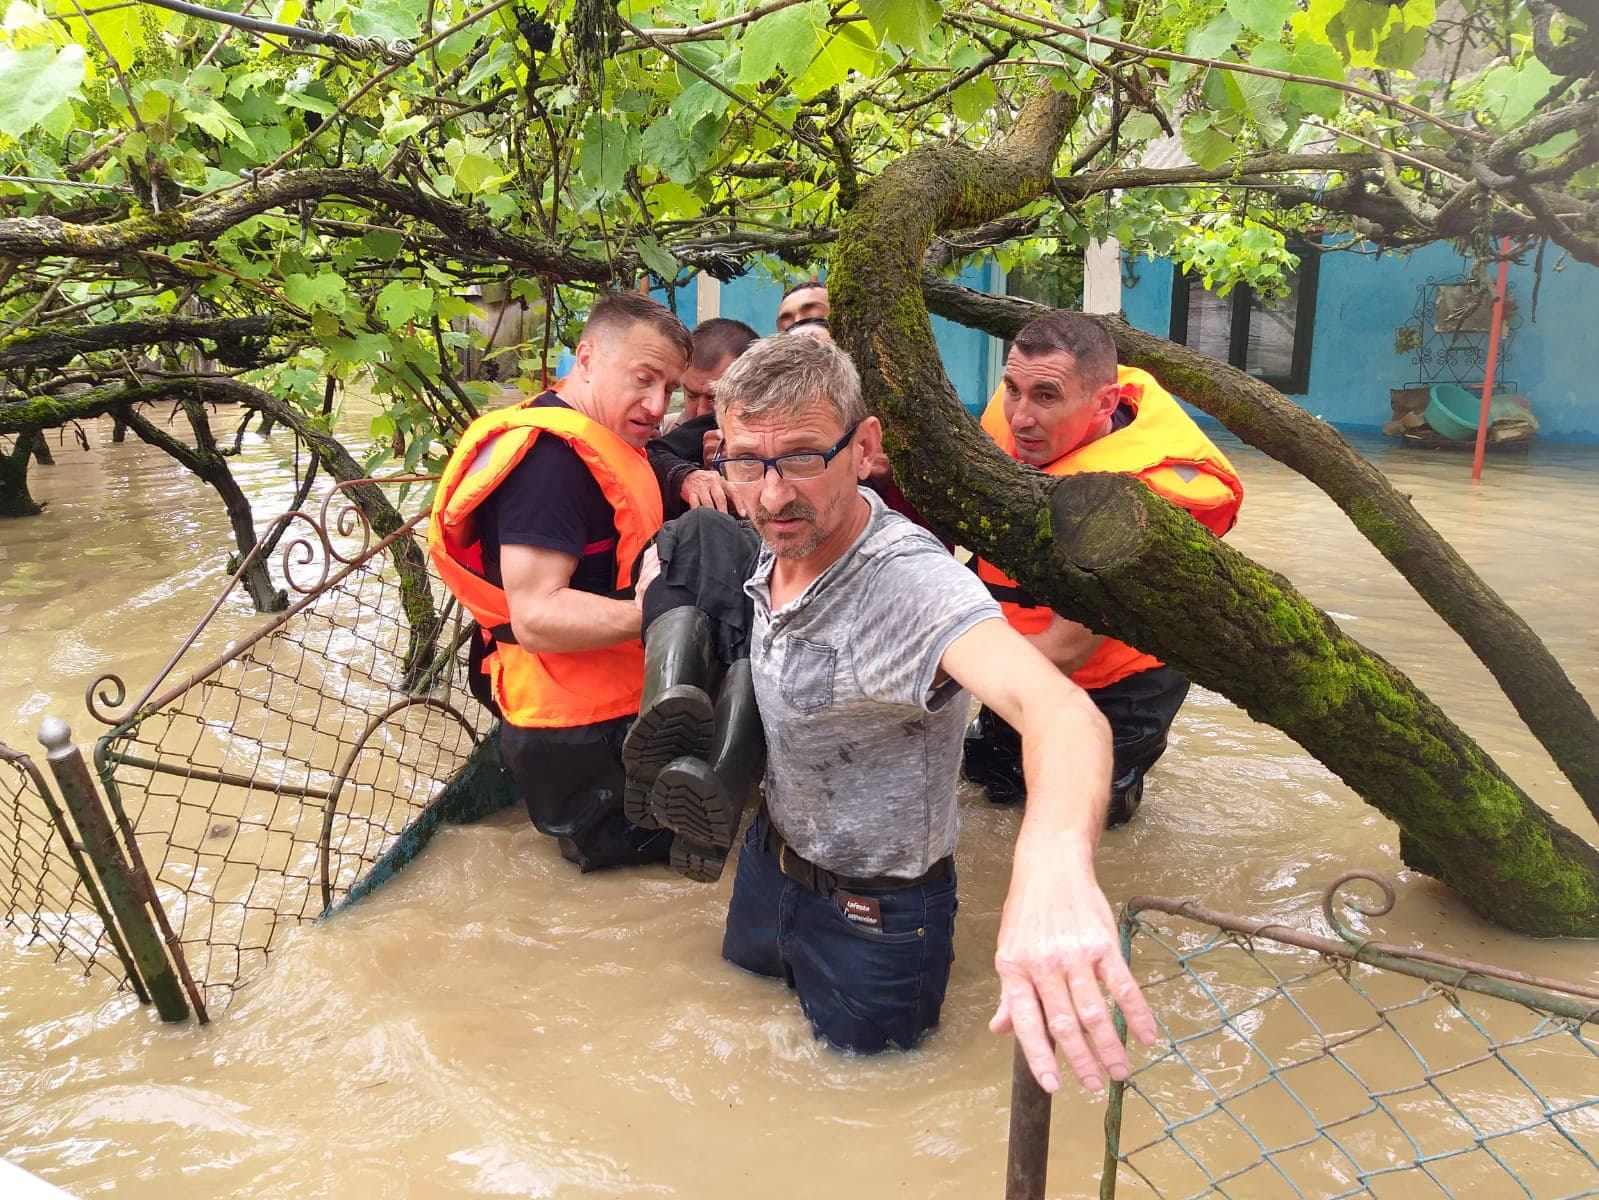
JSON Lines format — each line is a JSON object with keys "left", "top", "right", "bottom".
{"left": 1005, "top": 1041, "right": 1053, "bottom": 1200}
{"left": 38, "top": 717, "right": 190, "bottom": 1022}
{"left": 0, "top": 742, "right": 150, "bottom": 1003}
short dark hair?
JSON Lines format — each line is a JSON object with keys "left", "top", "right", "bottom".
{"left": 785, "top": 316, "right": 829, "bottom": 333}
{"left": 780, "top": 279, "right": 828, "bottom": 301}
{"left": 690, "top": 317, "right": 759, "bottom": 369}
{"left": 581, "top": 291, "right": 692, "bottom": 361}
{"left": 1011, "top": 312, "right": 1117, "bottom": 391}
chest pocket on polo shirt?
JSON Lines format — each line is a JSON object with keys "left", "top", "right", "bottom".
{"left": 779, "top": 638, "right": 836, "bottom": 714}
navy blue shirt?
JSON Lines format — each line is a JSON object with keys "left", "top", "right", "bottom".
{"left": 478, "top": 394, "right": 621, "bottom": 595}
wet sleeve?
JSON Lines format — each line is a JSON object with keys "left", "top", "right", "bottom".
{"left": 492, "top": 437, "right": 606, "bottom": 559}
{"left": 855, "top": 544, "right": 1003, "bottom": 711}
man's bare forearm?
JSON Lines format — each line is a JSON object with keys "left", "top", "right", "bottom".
{"left": 511, "top": 589, "right": 642, "bottom": 653}
{"left": 1013, "top": 680, "right": 1112, "bottom": 871}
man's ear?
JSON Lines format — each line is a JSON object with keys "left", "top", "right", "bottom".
{"left": 855, "top": 415, "right": 884, "bottom": 480}
{"left": 573, "top": 336, "right": 597, "bottom": 379}
{"left": 1092, "top": 381, "right": 1121, "bottom": 421}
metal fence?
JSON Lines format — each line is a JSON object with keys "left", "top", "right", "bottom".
{"left": 1101, "top": 872, "right": 1599, "bottom": 1199}
{"left": 1, "top": 477, "right": 498, "bottom": 1021}
{"left": 0, "top": 741, "right": 138, "bottom": 991}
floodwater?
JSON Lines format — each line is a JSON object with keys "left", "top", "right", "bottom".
{"left": 2, "top": 413, "right": 1597, "bottom": 1198}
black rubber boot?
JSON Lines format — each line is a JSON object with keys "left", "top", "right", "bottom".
{"left": 961, "top": 706, "right": 1026, "bottom": 804}
{"left": 558, "top": 818, "right": 675, "bottom": 873}
{"left": 622, "top": 606, "right": 718, "bottom": 826}
{"left": 650, "top": 659, "right": 765, "bottom": 883}
{"left": 1105, "top": 770, "right": 1145, "bottom": 828}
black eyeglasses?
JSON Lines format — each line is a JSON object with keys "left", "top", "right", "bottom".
{"left": 712, "top": 421, "right": 861, "bottom": 483}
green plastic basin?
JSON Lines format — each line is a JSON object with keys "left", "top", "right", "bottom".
{"left": 1424, "top": 384, "right": 1481, "bottom": 441}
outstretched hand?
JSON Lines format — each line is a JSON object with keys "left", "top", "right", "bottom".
{"left": 989, "top": 870, "right": 1157, "bottom": 1094}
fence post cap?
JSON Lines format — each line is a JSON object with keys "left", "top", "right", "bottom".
{"left": 37, "top": 716, "right": 74, "bottom": 760}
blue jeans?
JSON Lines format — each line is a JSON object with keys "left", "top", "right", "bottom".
{"left": 721, "top": 816, "right": 958, "bottom": 1053}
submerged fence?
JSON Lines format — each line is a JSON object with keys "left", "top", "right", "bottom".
{"left": 0, "top": 741, "right": 139, "bottom": 993}
{"left": 1, "top": 477, "right": 501, "bottom": 1020}
{"left": 1100, "top": 872, "right": 1599, "bottom": 1199}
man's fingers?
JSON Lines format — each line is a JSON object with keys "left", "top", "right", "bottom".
{"left": 998, "top": 976, "right": 1061, "bottom": 1094}
{"left": 988, "top": 991, "right": 1013, "bottom": 1035}
{"left": 1066, "top": 964, "right": 1129, "bottom": 1085}
{"left": 1103, "top": 956, "right": 1158, "bottom": 1047}
{"left": 1043, "top": 983, "right": 1103, "bottom": 1093}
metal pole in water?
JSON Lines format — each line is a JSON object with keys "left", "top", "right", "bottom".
{"left": 1471, "top": 236, "right": 1512, "bottom": 483}
{"left": 37, "top": 717, "right": 190, "bottom": 1023}
{"left": 1005, "top": 1041, "right": 1053, "bottom": 1200}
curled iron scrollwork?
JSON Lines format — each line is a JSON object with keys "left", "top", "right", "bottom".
{"left": 85, "top": 673, "right": 129, "bottom": 727}
{"left": 1321, "top": 869, "right": 1398, "bottom": 948}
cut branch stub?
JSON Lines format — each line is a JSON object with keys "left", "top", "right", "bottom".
{"left": 1045, "top": 472, "right": 1150, "bottom": 572}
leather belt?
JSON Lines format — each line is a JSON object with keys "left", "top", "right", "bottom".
{"left": 759, "top": 810, "right": 952, "bottom": 895}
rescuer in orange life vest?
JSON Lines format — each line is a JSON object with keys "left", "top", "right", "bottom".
{"left": 964, "top": 311, "right": 1244, "bottom": 826}
{"left": 430, "top": 292, "right": 693, "bottom": 871}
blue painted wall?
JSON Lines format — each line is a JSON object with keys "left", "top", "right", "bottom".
{"left": 1121, "top": 241, "right": 1599, "bottom": 443}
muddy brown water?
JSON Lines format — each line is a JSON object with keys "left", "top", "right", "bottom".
{"left": 2, "top": 415, "right": 1596, "bottom": 1198}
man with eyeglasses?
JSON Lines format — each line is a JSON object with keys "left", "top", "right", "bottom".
{"left": 626, "top": 334, "right": 1155, "bottom": 1094}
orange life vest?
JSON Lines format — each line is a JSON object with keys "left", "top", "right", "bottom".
{"left": 976, "top": 366, "right": 1243, "bottom": 691}
{"left": 428, "top": 401, "right": 664, "bottom": 729}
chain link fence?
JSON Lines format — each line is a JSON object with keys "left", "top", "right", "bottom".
{"left": 3, "top": 479, "right": 499, "bottom": 1020}
{"left": 0, "top": 743, "right": 137, "bottom": 990}
{"left": 1102, "top": 873, "right": 1599, "bottom": 1199}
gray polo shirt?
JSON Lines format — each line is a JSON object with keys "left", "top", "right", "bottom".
{"left": 745, "top": 489, "right": 1002, "bottom": 878}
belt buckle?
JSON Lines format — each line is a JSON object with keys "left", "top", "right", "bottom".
{"left": 778, "top": 842, "right": 814, "bottom": 891}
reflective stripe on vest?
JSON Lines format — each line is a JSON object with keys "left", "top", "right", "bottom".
{"left": 975, "top": 366, "right": 1244, "bottom": 691}
{"left": 428, "top": 401, "right": 664, "bottom": 728}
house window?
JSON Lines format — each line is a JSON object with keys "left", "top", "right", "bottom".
{"left": 1169, "top": 248, "right": 1319, "bottom": 393}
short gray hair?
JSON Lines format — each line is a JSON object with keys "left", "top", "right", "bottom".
{"left": 712, "top": 334, "right": 864, "bottom": 428}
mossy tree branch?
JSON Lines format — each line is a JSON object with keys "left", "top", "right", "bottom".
{"left": 0, "top": 314, "right": 307, "bottom": 370}
{"left": 830, "top": 85, "right": 1599, "bottom": 934}
{"left": 21, "top": 371, "right": 444, "bottom": 680}
{"left": 1047, "top": 473, "right": 1599, "bottom": 935}
{"left": 0, "top": 168, "right": 618, "bottom": 279}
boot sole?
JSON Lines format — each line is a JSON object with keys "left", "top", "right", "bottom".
{"left": 669, "top": 837, "right": 727, "bottom": 883}
{"left": 650, "top": 760, "right": 743, "bottom": 849}
{"left": 623, "top": 778, "right": 658, "bottom": 829}
{"left": 622, "top": 687, "right": 714, "bottom": 784}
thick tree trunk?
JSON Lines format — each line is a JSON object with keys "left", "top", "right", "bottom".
{"left": 830, "top": 87, "right": 1599, "bottom": 935}
{"left": 0, "top": 433, "right": 45, "bottom": 517}
{"left": 30, "top": 434, "right": 54, "bottom": 466}
{"left": 921, "top": 278, "right": 1599, "bottom": 829}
